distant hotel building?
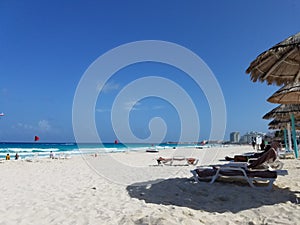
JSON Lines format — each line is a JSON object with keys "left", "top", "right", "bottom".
{"left": 230, "top": 132, "right": 240, "bottom": 143}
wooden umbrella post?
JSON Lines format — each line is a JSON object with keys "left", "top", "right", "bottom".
{"left": 287, "top": 123, "right": 293, "bottom": 152}
{"left": 284, "top": 128, "right": 288, "bottom": 151}
{"left": 290, "top": 113, "right": 299, "bottom": 158}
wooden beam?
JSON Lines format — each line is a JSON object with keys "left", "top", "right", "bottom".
{"left": 261, "top": 48, "right": 296, "bottom": 80}
{"left": 295, "top": 69, "right": 300, "bottom": 82}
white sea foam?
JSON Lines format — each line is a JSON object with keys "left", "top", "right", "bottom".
{"left": 0, "top": 148, "right": 60, "bottom": 152}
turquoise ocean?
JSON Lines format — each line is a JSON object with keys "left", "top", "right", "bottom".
{"left": 0, "top": 142, "right": 199, "bottom": 159}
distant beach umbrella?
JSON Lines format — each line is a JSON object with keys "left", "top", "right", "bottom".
{"left": 262, "top": 104, "right": 300, "bottom": 120}
{"left": 267, "top": 118, "right": 297, "bottom": 151}
{"left": 267, "top": 82, "right": 300, "bottom": 104}
{"left": 263, "top": 104, "right": 300, "bottom": 155}
{"left": 246, "top": 32, "right": 300, "bottom": 85}
{"left": 266, "top": 82, "right": 300, "bottom": 154}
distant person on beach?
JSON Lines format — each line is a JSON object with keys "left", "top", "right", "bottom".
{"left": 251, "top": 138, "right": 256, "bottom": 150}
{"left": 6, "top": 154, "right": 10, "bottom": 160}
{"left": 256, "top": 136, "right": 262, "bottom": 150}
{"left": 260, "top": 140, "right": 266, "bottom": 151}
{"left": 50, "top": 151, "right": 54, "bottom": 159}
{"left": 15, "top": 153, "right": 19, "bottom": 160}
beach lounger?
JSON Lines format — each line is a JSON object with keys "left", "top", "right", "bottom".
{"left": 278, "top": 150, "right": 295, "bottom": 159}
{"left": 221, "top": 160, "right": 284, "bottom": 172}
{"left": 57, "top": 153, "right": 65, "bottom": 159}
{"left": 157, "top": 156, "right": 198, "bottom": 166}
{"left": 25, "top": 153, "right": 39, "bottom": 162}
{"left": 64, "top": 153, "right": 71, "bottom": 159}
{"left": 191, "top": 165, "right": 288, "bottom": 190}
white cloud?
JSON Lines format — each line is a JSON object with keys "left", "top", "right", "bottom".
{"left": 100, "top": 81, "right": 120, "bottom": 93}
{"left": 13, "top": 121, "right": 51, "bottom": 131}
{"left": 96, "top": 108, "right": 111, "bottom": 113}
{"left": 152, "top": 105, "right": 164, "bottom": 110}
{"left": 124, "top": 101, "right": 141, "bottom": 111}
{"left": 96, "top": 101, "right": 142, "bottom": 113}
{"left": 38, "top": 120, "right": 51, "bottom": 131}
{"left": 14, "top": 123, "right": 34, "bottom": 130}
{"left": 123, "top": 102, "right": 164, "bottom": 111}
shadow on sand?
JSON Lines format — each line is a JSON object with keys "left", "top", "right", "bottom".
{"left": 126, "top": 177, "right": 298, "bottom": 213}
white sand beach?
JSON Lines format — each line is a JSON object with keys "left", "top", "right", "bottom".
{"left": 0, "top": 145, "right": 299, "bottom": 225}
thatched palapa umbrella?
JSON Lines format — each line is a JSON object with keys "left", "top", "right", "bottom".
{"left": 263, "top": 104, "right": 300, "bottom": 150}
{"left": 267, "top": 82, "right": 300, "bottom": 104}
{"left": 247, "top": 32, "right": 300, "bottom": 158}
{"left": 267, "top": 82, "right": 300, "bottom": 157}
{"left": 246, "top": 32, "right": 300, "bottom": 85}
{"left": 262, "top": 104, "right": 300, "bottom": 120}
{"left": 263, "top": 98, "right": 300, "bottom": 158}
{"left": 268, "top": 120, "right": 300, "bottom": 130}
{"left": 268, "top": 118, "right": 300, "bottom": 151}
{"left": 263, "top": 105, "right": 300, "bottom": 151}
{"left": 268, "top": 118, "right": 290, "bottom": 129}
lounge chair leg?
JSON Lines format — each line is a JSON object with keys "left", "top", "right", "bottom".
{"left": 210, "top": 169, "right": 220, "bottom": 184}
{"left": 190, "top": 170, "right": 199, "bottom": 183}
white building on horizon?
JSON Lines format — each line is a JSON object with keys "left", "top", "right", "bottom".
{"left": 230, "top": 132, "right": 240, "bottom": 143}
{"left": 240, "top": 131, "right": 266, "bottom": 144}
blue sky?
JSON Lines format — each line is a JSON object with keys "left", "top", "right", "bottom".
{"left": 0, "top": 0, "right": 300, "bottom": 142}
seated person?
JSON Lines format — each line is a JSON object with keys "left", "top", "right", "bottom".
{"left": 225, "top": 141, "right": 281, "bottom": 163}
{"left": 225, "top": 145, "right": 272, "bottom": 162}
{"left": 247, "top": 147, "right": 277, "bottom": 169}
{"left": 50, "top": 151, "right": 55, "bottom": 159}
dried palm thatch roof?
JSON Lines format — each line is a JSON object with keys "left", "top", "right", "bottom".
{"left": 268, "top": 124, "right": 285, "bottom": 130}
{"left": 262, "top": 104, "right": 300, "bottom": 120}
{"left": 268, "top": 118, "right": 291, "bottom": 126}
{"left": 268, "top": 118, "right": 290, "bottom": 130}
{"left": 268, "top": 118, "right": 300, "bottom": 130}
{"left": 267, "top": 82, "right": 300, "bottom": 104}
{"left": 246, "top": 32, "right": 300, "bottom": 85}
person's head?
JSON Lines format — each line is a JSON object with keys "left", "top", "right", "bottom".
{"left": 264, "top": 144, "right": 271, "bottom": 151}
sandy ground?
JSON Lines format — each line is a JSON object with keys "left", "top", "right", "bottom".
{"left": 0, "top": 145, "right": 299, "bottom": 225}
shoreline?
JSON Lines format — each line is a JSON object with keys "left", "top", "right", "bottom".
{"left": 0, "top": 143, "right": 235, "bottom": 160}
